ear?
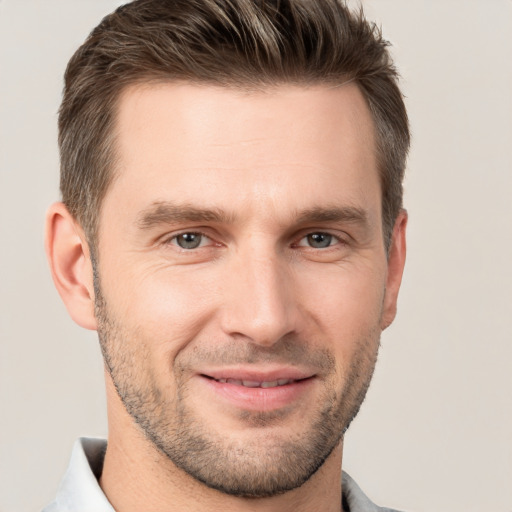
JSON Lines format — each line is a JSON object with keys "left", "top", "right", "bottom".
{"left": 45, "top": 202, "right": 97, "bottom": 330}
{"left": 380, "top": 209, "right": 408, "bottom": 330}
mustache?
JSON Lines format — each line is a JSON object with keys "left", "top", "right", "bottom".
{"left": 176, "top": 336, "right": 336, "bottom": 373}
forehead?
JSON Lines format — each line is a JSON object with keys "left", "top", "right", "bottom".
{"left": 104, "top": 81, "right": 379, "bottom": 229}
{"left": 115, "top": 81, "right": 375, "bottom": 162}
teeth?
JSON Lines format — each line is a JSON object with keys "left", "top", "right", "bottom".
{"left": 216, "top": 378, "right": 294, "bottom": 388}
{"left": 242, "top": 380, "right": 261, "bottom": 388}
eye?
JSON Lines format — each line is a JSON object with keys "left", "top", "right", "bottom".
{"left": 171, "top": 232, "right": 210, "bottom": 250}
{"left": 297, "top": 232, "right": 337, "bottom": 249}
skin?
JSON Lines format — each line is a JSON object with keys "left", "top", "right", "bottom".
{"left": 46, "top": 82, "right": 407, "bottom": 512}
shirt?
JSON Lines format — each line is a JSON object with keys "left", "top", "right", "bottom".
{"left": 42, "top": 438, "right": 403, "bottom": 512}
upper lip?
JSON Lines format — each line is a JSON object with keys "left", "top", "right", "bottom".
{"left": 198, "top": 366, "right": 316, "bottom": 382}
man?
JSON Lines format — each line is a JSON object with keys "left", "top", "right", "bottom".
{"left": 44, "top": 0, "right": 409, "bottom": 511}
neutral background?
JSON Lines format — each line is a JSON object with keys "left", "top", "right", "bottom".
{"left": 1, "top": 1, "right": 511, "bottom": 511}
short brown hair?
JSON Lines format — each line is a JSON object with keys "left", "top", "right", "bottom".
{"left": 59, "top": 0, "right": 409, "bottom": 248}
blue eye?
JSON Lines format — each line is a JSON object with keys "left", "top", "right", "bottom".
{"left": 297, "top": 232, "right": 337, "bottom": 248}
{"left": 307, "top": 233, "right": 333, "bottom": 248}
{"left": 173, "top": 232, "right": 205, "bottom": 249}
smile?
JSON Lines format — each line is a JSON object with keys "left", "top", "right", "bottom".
{"left": 212, "top": 378, "right": 297, "bottom": 388}
{"left": 198, "top": 372, "right": 316, "bottom": 412}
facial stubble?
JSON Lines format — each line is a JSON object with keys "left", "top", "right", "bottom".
{"left": 93, "top": 269, "right": 381, "bottom": 498}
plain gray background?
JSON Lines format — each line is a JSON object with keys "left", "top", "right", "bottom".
{"left": 1, "top": 1, "right": 511, "bottom": 511}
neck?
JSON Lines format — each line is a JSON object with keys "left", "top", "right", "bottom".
{"left": 100, "top": 375, "right": 345, "bottom": 512}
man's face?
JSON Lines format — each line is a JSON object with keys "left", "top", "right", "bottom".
{"left": 94, "top": 83, "right": 401, "bottom": 497}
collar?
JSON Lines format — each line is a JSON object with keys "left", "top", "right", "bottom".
{"left": 43, "top": 438, "right": 114, "bottom": 512}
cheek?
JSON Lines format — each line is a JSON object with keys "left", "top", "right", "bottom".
{"left": 101, "top": 263, "right": 222, "bottom": 358}
{"left": 297, "top": 262, "right": 386, "bottom": 354}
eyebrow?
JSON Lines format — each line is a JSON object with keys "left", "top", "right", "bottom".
{"left": 136, "top": 201, "right": 236, "bottom": 229}
{"left": 294, "top": 206, "right": 369, "bottom": 226}
{"left": 136, "top": 201, "right": 369, "bottom": 230}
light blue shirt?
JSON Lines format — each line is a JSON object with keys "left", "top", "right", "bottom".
{"left": 43, "top": 438, "right": 402, "bottom": 512}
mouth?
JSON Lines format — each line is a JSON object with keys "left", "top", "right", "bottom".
{"left": 205, "top": 376, "right": 305, "bottom": 388}
{"left": 198, "top": 370, "right": 316, "bottom": 412}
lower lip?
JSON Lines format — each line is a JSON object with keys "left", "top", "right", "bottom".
{"left": 200, "top": 376, "right": 315, "bottom": 412}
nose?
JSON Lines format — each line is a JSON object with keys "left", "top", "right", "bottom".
{"left": 219, "top": 241, "right": 299, "bottom": 347}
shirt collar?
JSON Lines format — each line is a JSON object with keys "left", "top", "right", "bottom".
{"left": 43, "top": 438, "right": 113, "bottom": 512}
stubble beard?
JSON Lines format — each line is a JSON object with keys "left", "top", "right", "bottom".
{"left": 94, "top": 276, "right": 381, "bottom": 498}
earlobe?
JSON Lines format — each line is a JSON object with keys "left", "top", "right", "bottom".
{"left": 380, "top": 210, "right": 408, "bottom": 330}
{"left": 45, "top": 202, "right": 97, "bottom": 330}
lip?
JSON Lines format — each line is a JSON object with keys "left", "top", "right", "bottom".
{"left": 197, "top": 367, "right": 316, "bottom": 412}
{"left": 202, "top": 366, "right": 315, "bottom": 383}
